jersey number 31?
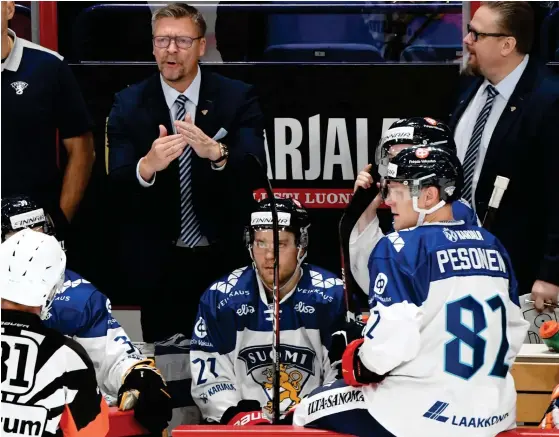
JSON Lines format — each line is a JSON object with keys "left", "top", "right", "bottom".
{"left": 445, "top": 295, "right": 510, "bottom": 380}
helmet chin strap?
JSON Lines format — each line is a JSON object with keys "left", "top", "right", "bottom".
{"left": 412, "top": 196, "right": 447, "bottom": 226}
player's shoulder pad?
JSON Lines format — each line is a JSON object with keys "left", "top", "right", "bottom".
{"left": 373, "top": 225, "right": 444, "bottom": 273}
{"left": 374, "top": 228, "right": 417, "bottom": 259}
{"left": 298, "top": 264, "right": 344, "bottom": 297}
{"left": 200, "top": 266, "right": 254, "bottom": 310}
{"left": 453, "top": 198, "right": 480, "bottom": 226}
{"left": 52, "top": 269, "right": 98, "bottom": 309}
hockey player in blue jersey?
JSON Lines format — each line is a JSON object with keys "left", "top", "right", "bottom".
{"left": 1, "top": 196, "right": 172, "bottom": 434}
{"left": 293, "top": 145, "right": 529, "bottom": 437}
{"left": 350, "top": 117, "right": 480, "bottom": 294}
{"left": 190, "top": 198, "right": 347, "bottom": 425}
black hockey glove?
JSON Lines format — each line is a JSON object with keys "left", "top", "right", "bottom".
{"left": 118, "top": 359, "right": 172, "bottom": 434}
{"left": 220, "top": 399, "right": 270, "bottom": 425}
{"left": 329, "top": 319, "right": 366, "bottom": 378}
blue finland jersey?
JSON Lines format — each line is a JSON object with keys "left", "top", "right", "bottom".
{"left": 351, "top": 198, "right": 480, "bottom": 295}
{"left": 43, "top": 269, "right": 144, "bottom": 398}
{"left": 341, "top": 221, "right": 529, "bottom": 437}
{"left": 453, "top": 198, "right": 481, "bottom": 226}
{"left": 367, "top": 222, "right": 517, "bottom": 308}
{"left": 190, "top": 263, "right": 346, "bottom": 422}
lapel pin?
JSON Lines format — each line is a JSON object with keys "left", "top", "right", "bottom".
{"left": 510, "top": 106, "right": 516, "bottom": 112}
{"left": 201, "top": 109, "right": 208, "bottom": 115}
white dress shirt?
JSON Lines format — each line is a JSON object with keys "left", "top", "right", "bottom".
{"left": 136, "top": 67, "right": 201, "bottom": 187}
{"left": 454, "top": 54, "right": 529, "bottom": 205}
{"left": 135, "top": 67, "right": 225, "bottom": 187}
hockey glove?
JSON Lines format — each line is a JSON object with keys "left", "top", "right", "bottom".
{"left": 221, "top": 400, "right": 271, "bottom": 425}
{"left": 329, "top": 319, "right": 366, "bottom": 378}
{"left": 118, "top": 359, "right": 172, "bottom": 434}
{"left": 540, "top": 384, "right": 559, "bottom": 429}
{"left": 342, "top": 339, "right": 386, "bottom": 387}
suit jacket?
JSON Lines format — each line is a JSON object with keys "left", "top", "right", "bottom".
{"left": 107, "top": 69, "right": 265, "bottom": 284}
{"left": 449, "top": 57, "right": 559, "bottom": 293}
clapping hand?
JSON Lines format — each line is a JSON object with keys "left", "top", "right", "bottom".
{"left": 174, "top": 113, "right": 221, "bottom": 161}
{"left": 140, "top": 125, "right": 186, "bottom": 180}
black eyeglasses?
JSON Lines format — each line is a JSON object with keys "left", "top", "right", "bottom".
{"left": 153, "top": 36, "right": 202, "bottom": 49}
{"left": 467, "top": 24, "right": 511, "bottom": 42}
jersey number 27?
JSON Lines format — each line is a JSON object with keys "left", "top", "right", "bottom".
{"left": 445, "top": 295, "right": 510, "bottom": 380}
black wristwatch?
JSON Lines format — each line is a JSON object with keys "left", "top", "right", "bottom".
{"left": 211, "top": 142, "right": 229, "bottom": 164}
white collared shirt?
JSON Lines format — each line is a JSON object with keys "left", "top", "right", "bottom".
{"left": 454, "top": 54, "right": 529, "bottom": 205}
{"left": 135, "top": 66, "right": 225, "bottom": 187}
{"left": 136, "top": 67, "right": 202, "bottom": 187}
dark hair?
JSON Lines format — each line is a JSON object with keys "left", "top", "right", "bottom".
{"left": 481, "top": 1, "right": 534, "bottom": 54}
{"left": 151, "top": 3, "right": 207, "bottom": 37}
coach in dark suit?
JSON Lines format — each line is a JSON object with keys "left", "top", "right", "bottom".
{"left": 449, "top": 1, "right": 559, "bottom": 307}
{"left": 107, "top": 3, "right": 265, "bottom": 427}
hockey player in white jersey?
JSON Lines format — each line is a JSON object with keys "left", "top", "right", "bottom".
{"left": 190, "top": 198, "right": 347, "bottom": 425}
{"left": 350, "top": 117, "right": 480, "bottom": 294}
{"left": 1, "top": 196, "right": 172, "bottom": 434}
{"left": 293, "top": 145, "right": 529, "bottom": 437}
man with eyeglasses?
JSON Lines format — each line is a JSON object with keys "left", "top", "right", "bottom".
{"left": 106, "top": 2, "right": 265, "bottom": 429}
{"left": 449, "top": 2, "right": 559, "bottom": 313}
{"left": 190, "top": 198, "right": 346, "bottom": 426}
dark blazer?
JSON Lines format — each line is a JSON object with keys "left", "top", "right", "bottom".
{"left": 449, "top": 57, "right": 559, "bottom": 293}
{"left": 107, "top": 69, "right": 265, "bottom": 284}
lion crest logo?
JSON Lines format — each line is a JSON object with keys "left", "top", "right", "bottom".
{"left": 262, "top": 364, "right": 303, "bottom": 413}
{"left": 238, "top": 344, "right": 316, "bottom": 414}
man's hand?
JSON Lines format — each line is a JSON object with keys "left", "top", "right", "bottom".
{"left": 174, "top": 113, "right": 221, "bottom": 161}
{"left": 329, "top": 320, "right": 366, "bottom": 378}
{"left": 354, "top": 164, "right": 383, "bottom": 233}
{"left": 118, "top": 360, "right": 172, "bottom": 434}
{"left": 354, "top": 164, "right": 374, "bottom": 193}
{"left": 531, "top": 280, "right": 559, "bottom": 311}
{"left": 140, "top": 125, "right": 186, "bottom": 181}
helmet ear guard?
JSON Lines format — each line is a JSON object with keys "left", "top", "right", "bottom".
{"left": 297, "top": 226, "right": 309, "bottom": 249}
{"left": 243, "top": 226, "right": 251, "bottom": 248}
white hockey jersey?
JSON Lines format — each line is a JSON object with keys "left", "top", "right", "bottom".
{"left": 190, "top": 264, "right": 346, "bottom": 423}
{"left": 358, "top": 221, "right": 529, "bottom": 437}
{"left": 350, "top": 198, "right": 480, "bottom": 293}
{"left": 43, "top": 269, "right": 145, "bottom": 399}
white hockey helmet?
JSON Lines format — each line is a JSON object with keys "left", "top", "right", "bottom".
{"left": 0, "top": 228, "right": 66, "bottom": 309}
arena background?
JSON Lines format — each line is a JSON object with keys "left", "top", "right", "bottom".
{"left": 9, "top": 1, "right": 559, "bottom": 341}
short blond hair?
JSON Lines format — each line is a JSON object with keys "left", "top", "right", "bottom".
{"left": 151, "top": 3, "right": 207, "bottom": 37}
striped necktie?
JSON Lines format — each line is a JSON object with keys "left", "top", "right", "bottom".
{"left": 462, "top": 84, "right": 499, "bottom": 203}
{"left": 175, "top": 94, "right": 202, "bottom": 247}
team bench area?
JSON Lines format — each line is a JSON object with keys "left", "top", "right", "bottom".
{"left": 109, "top": 344, "right": 559, "bottom": 437}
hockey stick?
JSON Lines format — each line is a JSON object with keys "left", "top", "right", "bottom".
{"left": 339, "top": 181, "right": 379, "bottom": 323}
{"left": 247, "top": 153, "right": 281, "bottom": 424}
{"left": 482, "top": 176, "right": 509, "bottom": 232}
